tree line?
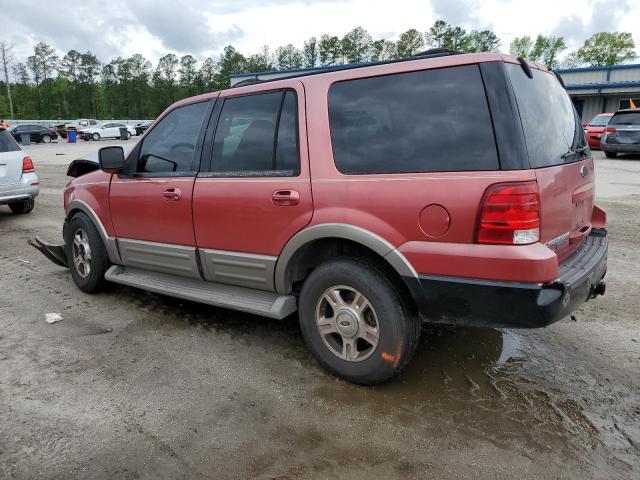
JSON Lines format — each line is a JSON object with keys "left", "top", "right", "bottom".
{"left": 0, "top": 21, "right": 636, "bottom": 120}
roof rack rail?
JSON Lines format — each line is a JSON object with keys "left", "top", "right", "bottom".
{"left": 230, "top": 48, "right": 469, "bottom": 88}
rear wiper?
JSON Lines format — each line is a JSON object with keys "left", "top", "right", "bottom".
{"left": 561, "top": 146, "right": 588, "bottom": 160}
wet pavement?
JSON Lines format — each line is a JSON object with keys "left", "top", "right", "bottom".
{"left": 0, "top": 147, "right": 639, "bottom": 479}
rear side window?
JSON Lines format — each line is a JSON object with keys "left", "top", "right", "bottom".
{"left": 506, "top": 64, "right": 586, "bottom": 168}
{"left": 212, "top": 90, "right": 299, "bottom": 175}
{"left": 137, "top": 101, "right": 209, "bottom": 174}
{"left": 328, "top": 65, "right": 499, "bottom": 174}
{"left": 609, "top": 112, "right": 640, "bottom": 125}
{"left": 0, "top": 130, "right": 20, "bottom": 153}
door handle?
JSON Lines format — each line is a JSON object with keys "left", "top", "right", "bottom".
{"left": 272, "top": 189, "right": 300, "bottom": 206}
{"left": 162, "top": 187, "right": 182, "bottom": 201}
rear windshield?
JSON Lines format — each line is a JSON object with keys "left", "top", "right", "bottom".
{"left": 609, "top": 112, "right": 640, "bottom": 125}
{"left": 589, "top": 116, "right": 611, "bottom": 127}
{"left": 506, "top": 63, "right": 586, "bottom": 168}
{"left": 328, "top": 65, "right": 499, "bottom": 174}
{"left": 0, "top": 129, "right": 20, "bottom": 153}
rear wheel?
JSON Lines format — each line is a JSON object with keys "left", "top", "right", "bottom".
{"left": 8, "top": 197, "right": 34, "bottom": 214}
{"left": 65, "top": 213, "right": 109, "bottom": 292}
{"left": 41, "top": 134, "right": 51, "bottom": 144}
{"left": 298, "top": 258, "right": 420, "bottom": 385}
{"left": 92, "top": 132, "right": 100, "bottom": 141}
{"left": 605, "top": 152, "right": 617, "bottom": 158}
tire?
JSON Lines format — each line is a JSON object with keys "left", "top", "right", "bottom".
{"left": 40, "top": 134, "right": 51, "bottom": 144}
{"left": 65, "top": 212, "right": 110, "bottom": 293}
{"left": 92, "top": 132, "right": 100, "bottom": 141}
{"left": 605, "top": 152, "right": 617, "bottom": 158}
{"left": 298, "top": 258, "right": 420, "bottom": 385}
{"left": 8, "top": 197, "right": 34, "bottom": 214}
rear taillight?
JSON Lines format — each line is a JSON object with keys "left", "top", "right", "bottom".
{"left": 605, "top": 127, "right": 616, "bottom": 134}
{"left": 22, "top": 156, "right": 35, "bottom": 173}
{"left": 476, "top": 181, "right": 540, "bottom": 245}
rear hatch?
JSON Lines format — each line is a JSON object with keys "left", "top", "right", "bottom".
{"left": 506, "top": 63, "right": 594, "bottom": 262}
{"left": 604, "top": 110, "right": 640, "bottom": 145}
{"left": 0, "top": 129, "right": 24, "bottom": 186}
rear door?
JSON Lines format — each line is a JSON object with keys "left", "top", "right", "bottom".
{"left": 506, "top": 63, "right": 594, "bottom": 261}
{"left": 192, "top": 84, "right": 313, "bottom": 291}
{"left": 0, "top": 129, "right": 23, "bottom": 186}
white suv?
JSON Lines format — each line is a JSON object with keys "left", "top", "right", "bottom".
{"left": 0, "top": 127, "right": 39, "bottom": 214}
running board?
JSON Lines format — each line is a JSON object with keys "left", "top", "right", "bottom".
{"left": 105, "top": 265, "right": 297, "bottom": 319}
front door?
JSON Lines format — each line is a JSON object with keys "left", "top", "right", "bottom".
{"left": 192, "top": 84, "right": 313, "bottom": 291}
{"left": 109, "top": 99, "right": 212, "bottom": 278}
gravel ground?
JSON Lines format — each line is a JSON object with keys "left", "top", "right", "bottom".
{"left": 1, "top": 142, "right": 639, "bottom": 479}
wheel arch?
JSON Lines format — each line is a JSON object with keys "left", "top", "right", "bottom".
{"left": 274, "top": 224, "right": 420, "bottom": 307}
{"left": 66, "top": 199, "right": 121, "bottom": 264}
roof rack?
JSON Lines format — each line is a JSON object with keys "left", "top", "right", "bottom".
{"left": 230, "top": 48, "right": 465, "bottom": 88}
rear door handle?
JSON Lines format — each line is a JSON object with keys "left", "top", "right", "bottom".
{"left": 162, "top": 187, "right": 182, "bottom": 201}
{"left": 272, "top": 189, "right": 300, "bottom": 206}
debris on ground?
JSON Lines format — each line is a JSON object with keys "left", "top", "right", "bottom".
{"left": 45, "top": 313, "right": 63, "bottom": 324}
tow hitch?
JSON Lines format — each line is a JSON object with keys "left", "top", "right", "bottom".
{"left": 27, "top": 237, "right": 68, "bottom": 268}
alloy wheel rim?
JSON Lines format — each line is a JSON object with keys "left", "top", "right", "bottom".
{"left": 72, "top": 228, "right": 92, "bottom": 278}
{"left": 315, "top": 285, "right": 379, "bottom": 362}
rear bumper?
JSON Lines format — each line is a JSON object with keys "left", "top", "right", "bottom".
{"left": 600, "top": 142, "right": 640, "bottom": 153}
{"left": 409, "top": 229, "right": 608, "bottom": 328}
{"left": 0, "top": 173, "right": 40, "bottom": 205}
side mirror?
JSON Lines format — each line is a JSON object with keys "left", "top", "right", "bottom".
{"left": 98, "top": 146, "right": 126, "bottom": 173}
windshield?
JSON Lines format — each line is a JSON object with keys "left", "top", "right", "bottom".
{"left": 609, "top": 112, "right": 640, "bottom": 125}
{"left": 506, "top": 63, "right": 587, "bottom": 168}
{"left": 589, "top": 115, "right": 611, "bottom": 127}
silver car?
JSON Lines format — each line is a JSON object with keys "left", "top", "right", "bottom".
{"left": 0, "top": 127, "right": 39, "bottom": 214}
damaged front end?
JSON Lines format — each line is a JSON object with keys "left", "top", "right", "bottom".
{"left": 28, "top": 237, "right": 68, "bottom": 268}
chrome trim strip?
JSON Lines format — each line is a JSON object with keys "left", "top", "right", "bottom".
{"left": 274, "top": 223, "right": 418, "bottom": 294}
{"left": 66, "top": 199, "right": 122, "bottom": 264}
{"left": 117, "top": 238, "right": 201, "bottom": 279}
{"left": 199, "top": 249, "right": 277, "bottom": 291}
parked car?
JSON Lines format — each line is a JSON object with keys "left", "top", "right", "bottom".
{"left": 31, "top": 51, "right": 608, "bottom": 385}
{"left": 600, "top": 110, "right": 640, "bottom": 158}
{"left": 584, "top": 112, "right": 613, "bottom": 149}
{"left": 79, "top": 123, "right": 136, "bottom": 141}
{"left": 65, "top": 119, "right": 99, "bottom": 130}
{"left": 10, "top": 124, "right": 58, "bottom": 144}
{"left": 0, "top": 127, "right": 39, "bottom": 213}
{"left": 135, "top": 121, "right": 153, "bottom": 136}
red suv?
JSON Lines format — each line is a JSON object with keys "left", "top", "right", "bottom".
{"left": 33, "top": 51, "right": 608, "bottom": 384}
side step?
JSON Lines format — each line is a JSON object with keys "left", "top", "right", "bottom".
{"left": 105, "top": 265, "right": 297, "bottom": 319}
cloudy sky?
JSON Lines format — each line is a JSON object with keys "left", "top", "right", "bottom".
{"left": 0, "top": 0, "right": 637, "bottom": 65}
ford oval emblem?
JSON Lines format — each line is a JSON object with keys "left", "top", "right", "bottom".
{"left": 580, "top": 165, "right": 588, "bottom": 178}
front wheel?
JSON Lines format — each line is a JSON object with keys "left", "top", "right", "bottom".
{"left": 9, "top": 197, "right": 34, "bottom": 214}
{"left": 41, "top": 134, "right": 51, "bottom": 144}
{"left": 299, "top": 258, "right": 420, "bottom": 385}
{"left": 604, "top": 151, "right": 617, "bottom": 158}
{"left": 65, "top": 213, "right": 110, "bottom": 292}
{"left": 92, "top": 132, "right": 100, "bottom": 141}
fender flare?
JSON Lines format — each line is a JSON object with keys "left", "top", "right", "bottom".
{"left": 66, "top": 199, "right": 122, "bottom": 264}
{"left": 274, "top": 223, "right": 418, "bottom": 294}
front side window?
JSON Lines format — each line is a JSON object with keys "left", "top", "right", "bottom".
{"left": 211, "top": 90, "right": 299, "bottom": 175}
{"left": 328, "top": 65, "right": 499, "bottom": 174}
{"left": 137, "top": 101, "right": 209, "bottom": 174}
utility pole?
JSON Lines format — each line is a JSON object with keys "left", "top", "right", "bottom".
{"left": 0, "top": 41, "right": 15, "bottom": 117}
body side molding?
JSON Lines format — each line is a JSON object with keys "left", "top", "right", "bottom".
{"left": 274, "top": 223, "right": 418, "bottom": 294}
{"left": 66, "top": 199, "right": 122, "bottom": 264}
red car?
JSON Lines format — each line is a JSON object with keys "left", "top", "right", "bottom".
{"left": 584, "top": 113, "right": 614, "bottom": 149}
{"left": 32, "top": 51, "right": 608, "bottom": 385}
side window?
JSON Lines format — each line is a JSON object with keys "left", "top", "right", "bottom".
{"left": 328, "top": 65, "right": 499, "bottom": 174}
{"left": 211, "top": 90, "right": 299, "bottom": 175}
{"left": 137, "top": 101, "right": 209, "bottom": 175}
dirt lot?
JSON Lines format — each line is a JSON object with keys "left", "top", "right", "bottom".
{"left": 1, "top": 142, "right": 639, "bottom": 479}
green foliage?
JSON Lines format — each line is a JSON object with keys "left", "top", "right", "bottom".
{"left": 509, "top": 35, "right": 566, "bottom": 69}
{"left": 6, "top": 26, "right": 637, "bottom": 120}
{"left": 577, "top": 32, "right": 636, "bottom": 66}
